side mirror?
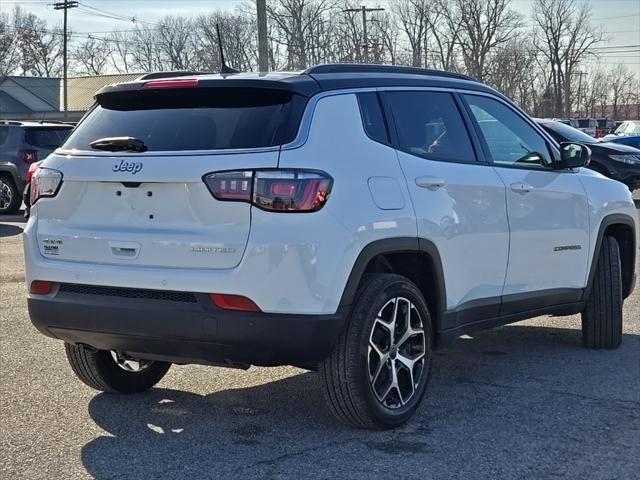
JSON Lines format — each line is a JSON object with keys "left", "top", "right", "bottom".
{"left": 559, "top": 142, "right": 591, "bottom": 169}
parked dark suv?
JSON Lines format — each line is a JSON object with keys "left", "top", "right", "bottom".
{"left": 536, "top": 119, "right": 640, "bottom": 191}
{"left": 0, "top": 121, "right": 73, "bottom": 214}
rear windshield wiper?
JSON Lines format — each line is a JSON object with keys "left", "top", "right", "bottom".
{"left": 89, "top": 136, "right": 148, "bottom": 153}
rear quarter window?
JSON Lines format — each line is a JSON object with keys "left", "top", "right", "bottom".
{"left": 357, "top": 92, "right": 389, "bottom": 144}
{"left": 62, "top": 88, "right": 307, "bottom": 152}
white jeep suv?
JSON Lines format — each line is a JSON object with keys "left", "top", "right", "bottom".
{"left": 24, "top": 65, "right": 638, "bottom": 429}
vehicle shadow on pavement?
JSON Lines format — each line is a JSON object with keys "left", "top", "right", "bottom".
{"left": 80, "top": 325, "right": 640, "bottom": 480}
{"left": 0, "top": 223, "right": 23, "bottom": 237}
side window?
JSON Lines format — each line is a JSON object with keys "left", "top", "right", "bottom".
{"left": 386, "top": 91, "right": 476, "bottom": 163}
{"left": 357, "top": 92, "right": 389, "bottom": 144}
{"left": 464, "top": 95, "right": 552, "bottom": 169}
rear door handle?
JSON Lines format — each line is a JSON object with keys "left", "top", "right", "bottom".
{"left": 510, "top": 183, "right": 535, "bottom": 193}
{"left": 415, "top": 177, "right": 445, "bottom": 190}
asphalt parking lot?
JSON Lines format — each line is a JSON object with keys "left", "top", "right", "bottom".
{"left": 1, "top": 203, "right": 639, "bottom": 479}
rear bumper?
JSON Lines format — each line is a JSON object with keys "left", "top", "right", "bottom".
{"left": 28, "top": 286, "right": 345, "bottom": 367}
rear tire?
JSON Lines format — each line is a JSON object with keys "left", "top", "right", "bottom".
{"left": 581, "top": 236, "right": 623, "bottom": 349}
{"left": 320, "top": 274, "right": 433, "bottom": 429}
{"left": 65, "top": 343, "right": 171, "bottom": 393}
{"left": 0, "top": 176, "right": 20, "bottom": 214}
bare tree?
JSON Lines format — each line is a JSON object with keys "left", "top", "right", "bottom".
{"left": 425, "top": 0, "right": 462, "bottom": 71}
{"left": 156, "top": 16, "right": 199, "bottom": 70}
{"left": 0, "top": 10, "right": 20, "bottom": 76}
{"left": 72, "top": 36, "right": 111, "bottom": 75}
{"left": 454, "top": 0, "right": 523, "bottom": 81}
{"left": 267, "top": 0, "right": 335, "bottom": 69}
{"left": 129, "top": 26, "right": 161, "bottom": 72}
{"left": 533, "top": 0, "right": 603, "bottom": 118}
{"left": 393, "top": 0, "right": 429, "bottom": 67}
{"left": 609, "top": 65, "right": 635, "bottom": 120}
{"left": 195, "top": 11, "right": 256, "bottom": 72}
{"left": 485, "top": 35, "right": 538, "bottom": 107}
{"left": 106, "top": 30, "right": 134, "bottom": 73}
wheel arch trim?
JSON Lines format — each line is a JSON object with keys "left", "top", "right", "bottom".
{"left": 337, "top": 237, "right": 447, "bottom": 321}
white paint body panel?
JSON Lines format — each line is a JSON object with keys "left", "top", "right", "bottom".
{"left": 492, "top": 167, "right": 591, "bottom": 295}
{"left": 397, "top": 153, "right": 510, "bottom": 308}
{"left": 23, "top": 89, "right": 638, "bottom": 317}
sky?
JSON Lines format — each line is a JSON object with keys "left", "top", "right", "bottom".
{"left": 2, "top": 0, "right": 639, "bottom": 75}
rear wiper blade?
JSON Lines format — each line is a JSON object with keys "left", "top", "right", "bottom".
{"left": 89, "top": 136, "right": 147, "bottom": 152}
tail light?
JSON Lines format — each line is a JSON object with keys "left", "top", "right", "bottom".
{"left": 26, "top": 163, "right": 40, "bottom": 184}
{"left": 30, "top": 168, "right": 63, "bottom": 205}
{"left": 204, "top": 169, "right": 332, "bottom": 212}
{"left": 19, "top": 150, "right": 38, "bottom": 164}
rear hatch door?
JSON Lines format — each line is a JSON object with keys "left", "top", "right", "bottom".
{"left": 35, "top": 84, "right": 306, "bottom": 269}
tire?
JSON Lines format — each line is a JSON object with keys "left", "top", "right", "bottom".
{"left": 581, "top": 236, "right": 623, "bottom": 349}
{"left": 0, "top": 176, "right": 20, "bottom": 214}
{"left": 320, "top": 273, "right": 433, "bottom": 429}
{"left": 64, "top": 343, "right": 171, "bottom": 393}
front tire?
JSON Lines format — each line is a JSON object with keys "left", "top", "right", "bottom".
{"left": 581, "top": 236, "right": 623, "bottom": 349}
{"left": 65, "top": 343, "right": 171, "bottom": 393}
{"left": 320, "top": 274, "right": 433, "bottom": 429}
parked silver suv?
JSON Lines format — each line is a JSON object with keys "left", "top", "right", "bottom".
{"left": 0, "top": 120, "right": 73, "bottom": 214}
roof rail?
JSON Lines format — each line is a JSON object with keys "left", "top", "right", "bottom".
{"left": 303, "top": 64, "right": 475, "bottom": 82}
{"left": 0, "top": 120, "right": 24, "bottom": 126}
{"left": 136, "top": 71, "right": 204, "bottom": 81}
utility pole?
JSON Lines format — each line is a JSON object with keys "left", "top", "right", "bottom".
{"left": 53, "top": 1, "right": 78, "bottom": 120}
{"left": 343, "top": 5, "right": 385, "bottom": 63}
{"left": 256, "top": 0, "right": 269, "bottom": 72}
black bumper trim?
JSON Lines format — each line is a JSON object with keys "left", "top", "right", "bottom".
{"left": 28, "top": 290, "right": 344, "bottom": 367}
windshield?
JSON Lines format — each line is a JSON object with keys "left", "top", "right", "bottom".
{"left": 615, "top": 121, "right": 640, "bottom": 135}
{"left": 62, "top": 88, "right": 306, "bottom": 152}
{"left": 538, "top": 121, "right": 596, "bottom": 143}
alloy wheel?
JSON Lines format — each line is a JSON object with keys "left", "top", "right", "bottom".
{"left": 0, "top": 180, "right": 11, "bottom": 210}
{"left": 367, "top": 297, "right": 426, "bottom": 409}
{"left": 110, "top": 351, "right": 153, "bottom": 373}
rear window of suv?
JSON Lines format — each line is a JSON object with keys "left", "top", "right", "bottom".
{"left": 62, "top": 88, "right": 307, "bottom": 152}
{"left": 24, "top": 128, "right": 72, "bottom": 149}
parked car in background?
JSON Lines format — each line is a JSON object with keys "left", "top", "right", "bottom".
{"left": 570, "top": 118, "right": 597, "bottom": 137}
{"left": 595, "top": 118, "right": 616, "bottom": 138}
{"left": 604, "top": 135, "right": 640, "bottom": 150}
{"left": 536, "top": 119, "right": 640, "bottom": 191}
{"left": 603, "top": 120, "right": 640, "bottom": 141}
{"left": 0, "top": 121, "right": 73, "bottom": 214}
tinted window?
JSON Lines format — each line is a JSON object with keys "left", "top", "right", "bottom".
{"left": 465, "top": 95, "right": 552, "bottom": 169}
{"left": 357, "top": 92, "right": 389, "bottom": 144}
{"left": 24, "top": 128, "right": 72, "bottom": 149}
{"left": 387, "top": 91, "right": 475, "bottom": 162}
{"left": 63, "top": 88, "right": 305, "bottom": 151}
{"left": 0, "top": 126, "right": 8, "bottom": 145}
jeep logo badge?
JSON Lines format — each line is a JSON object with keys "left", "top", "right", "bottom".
{"left": 113, "top": 160, "right": 143, "bottom": 175}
